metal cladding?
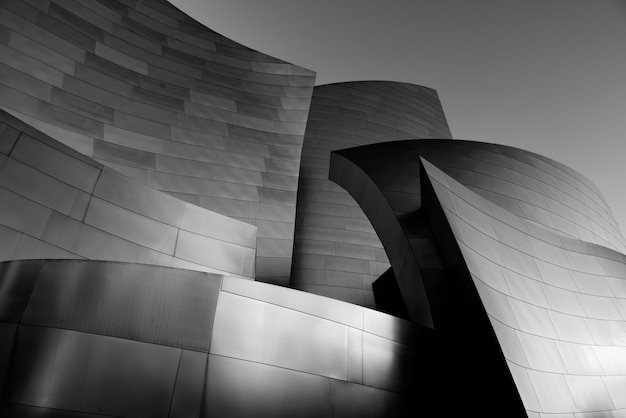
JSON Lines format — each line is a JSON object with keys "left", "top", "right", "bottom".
{"left": 291, "top": 82, "right": 451, "bottom": 307}
{"left": 0, "top": 259, "right": 421, "bottom": 417}
{"left": 0, "top": 0, "right": 316, "bottom": 284}
{"left": 1, "top": 0, "right": 626, "bottom": 417}
{"left": 332, "top": 140, "right": 626, "bottom": 416}
{"left": 0, "top": 111, "right": 256, "bottom": 278}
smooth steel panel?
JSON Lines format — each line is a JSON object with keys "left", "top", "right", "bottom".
{"left": 542, "top": 283, "right": 586, "bottom": 315}
{"left": 85, "top": 197, "right": 178, "bottom": 254}
{"left": 22, "top": 260, "right": 221, "bottom": 351}
{"left": 180, "top": 202, "right": 256, "bottom": 248}
{"left": 221, "top": 275, "right": 363, "bottom": 329}
{"left": 45, "top": 327, "right": 91, "bottom": 411}
{"left": 570, "top": 270, "right": 612, "bottom": 296}
{"left": 11, "top": 134, "right": 100, "bottom": 193}
{"left": 565, "top": 375, "right": 614, "bottom": 413}
{"left": 93, "top": 167, "right": 185, "bottom": 227}
{"left": 527, "top": 369, "right": 577, "bottom": 413}
{"left": 0, "top": 120, "right": 20, "bottom": 155}
{"left": 211, "top": 291, "right": 349, "bottom": 380}
{"left": 169, "top": 350, "right": 207, "bottom": 418}
{"left": 454, "top": 218, "right": 503, "bottom": 265}
{"left": 506, "top": 361, "right": 542, "bottom": 412}
{"left": 0, "top": 223, "right": 21, "bottom": 261}
{"left": 81, "top": 333, "right": 179, "bottom": 418}
{"left": 348, "top": 327, "right": 363, "bottom": 384}
{"left": 473, "top": 279, "right": 519, "bottom": 328}
{"left": 516, "top": 331, "right": 566, "bottom": 373}
{"left": 330, "top": 379, "right": 407, "bottom": 418}
{"left": 577, "top": 294, "right": 622, "bottom": 320}
{"left": 556, "top": 341, "right": 604, "bottom": 375}
{"left": 0, "top": 259, "right": 43, "bottom": 322}
{"left": 497, "top": 244, "right": 542, "bottom": 281}
{"left": 489, "top": 318, "right": 529, "bottom": 367}
{"left": 593, "top": 346, "right": 626, "bottom": 375}
{"left": 205, "top": 354, "right": 331, "bottom": 418}
{"left": 362, "top": 331, "right": 416, "bottom": 394}
{"left": 492, "top": 218, "right": 536, "bottom": 255}
{"left": 603, "top": 376, "right": 626, "bottom": 409}
{"left": 363, "top": 308, "right": 418, "bottom": 345}
{"left": 461, "top": 245, "right": 510, "bottom": 294}
{"left": 509, "top": 298, "right": 558, "bottom": 339}
{"left": 584, "top": 318, "right": 626, "bottom": 346}
{"left": 175, "top": 229, "right": 251, "bottom": 277}
{"left": 529, "top": 237, "right": 571, "bottom": 267}
{"left": 12, "top": 233, "right": 81, "bottom": 261}
{"left": 503, "top": 269, "right": 549, "bottom": 307}
{"left": 0, "top": 322, "right": 17, "bottom": 397}
{"left": 10, "top": 325, "right": 60, "bottom": 407}
{"left": 0, "top": 187, "right": 52, "bottom": 238}
{"left": 548, "top": 311, "right": 595, "bottom": 344}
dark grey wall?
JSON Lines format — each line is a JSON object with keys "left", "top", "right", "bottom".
{"left": 0, "top": 0, "right": 316, "bottom": 284}
{"left": 290, "top": 81, "right": 451, "bottom": 307}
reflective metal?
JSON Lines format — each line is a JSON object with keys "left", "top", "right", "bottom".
{"left": 22, "top": 260, "right": 221, "bottom": 351}
{"left": 330, "top": 379, "right": 407, "bottom": 418}
{"left": 205, "top": 354, "right": 331, "bottom": 418}
{"left": 602, "top": 376, "right": 626, "bottom": 409}
{"left": 565, "top": 375, "right": 614, "bottom": 412}
{"left": 362, "top": 332, "right": 416, "bottom": 393}
{"left": 211, "top": 291, "right": 349, "bottom": 380}
{"left": 516, "top": 331, "right": 566, "bottom": 373}
{"left": 221, "top": 275, "right": 363, "bottom": 329}
{"left": 291, "top": 82, "right": 451, "bottom": 306}
{"left": 80, "top": 332, "right": 179, "bottom": 418}
{"left": 169, "top": 350, "right": 207, "bottom": 418}
{"left": 2, "top": 0, "right": 626, "bottom": 413}
{"left": 0, "top": 322, "right": 17, "bottom": 397}
{"left": 556, "top": 341, "right": 604, "bottom": 375}
{"left": 0, "top": 0, "right": 317, "bottom": 284}
{"left": 0, "top": 260, "right": 43, "bottom": 322}
{"left": 526, "top": 369, "right": 577, "bottom": 413}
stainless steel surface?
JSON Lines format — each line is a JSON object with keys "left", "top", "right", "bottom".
{"left": 0, "top": 0, "right": 317, "bottom": 283}
{"left": 21, "top": 260, "right": 221, "bottom": 351}
{"left": 331, "top": 139, "right": 626, "bottom": 415}
{"left": 420, "top": 153, "right": 626, "bottom": 415}
{"left": 204, "top": 354, "right": 331, "bottom": 418}
{"left": 211, "top": 291, "right": 349, "bottom": 380}
{"left": 291, "top": 82, "right": 451, "bottom": 307}
{"left": 1, "top": 0, "right": 626, "bottom": 414}
{"left": 0, "top": 114, "right": 257, "bottom": 277}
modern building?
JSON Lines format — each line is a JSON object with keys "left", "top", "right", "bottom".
{"left": 0, "top": 1, "right": 625, "bottom": 417}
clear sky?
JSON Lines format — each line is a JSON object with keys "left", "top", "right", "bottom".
{"left": 171, "top": 0, "right": 626, "bottom": 237}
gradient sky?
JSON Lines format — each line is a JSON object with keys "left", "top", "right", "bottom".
{"left": 171, "top": 0, "right": 626, "bottom": 236}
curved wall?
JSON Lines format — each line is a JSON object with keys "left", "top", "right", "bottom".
{"left": 0, "top": 259, "right": 421, "bottom": 418}
{"left": 424, "top": 159, "right": 626, "bottom": 416}
{"left": 291, "top": 82, "right": 451, "bottom": 307}
{"left": 419, "top": 140, "right": 626, "bottom": 253}
{"left": 332, "top": 139, "right": 626, "bottom": 416}
{"left": 0, "top": 0, "right": 316, "bottom": 284}
{"left": 0, "top": 110, "right": 256, "bottom": 278}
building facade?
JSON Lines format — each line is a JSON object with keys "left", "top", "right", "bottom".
{"left": 0, "top": 0, "right": 625, "bottom": 417}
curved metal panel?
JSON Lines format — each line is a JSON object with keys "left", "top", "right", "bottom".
{"left": 204, "top": 354, "right": 331, "bottom": 418}
{"left": 0, "top": 112, "right": 257, "bottom": 278}
{"left": 20, "top": 260, "right": 221, "bottom": 351}
{"left": 291, "top": 81, "right": 452, "bottom": 307}
{"left": 329, "top": 138, "right": 626, "bottom": 415}
{"left": 0, "top": 259, "right": 423, "bottom": 417}
{"left": 0, "top": 0, "right": 316, "bottom": 283}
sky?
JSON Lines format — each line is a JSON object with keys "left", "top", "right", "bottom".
{"left": 171, "top": 0, "right": 626, "bottom": 237}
